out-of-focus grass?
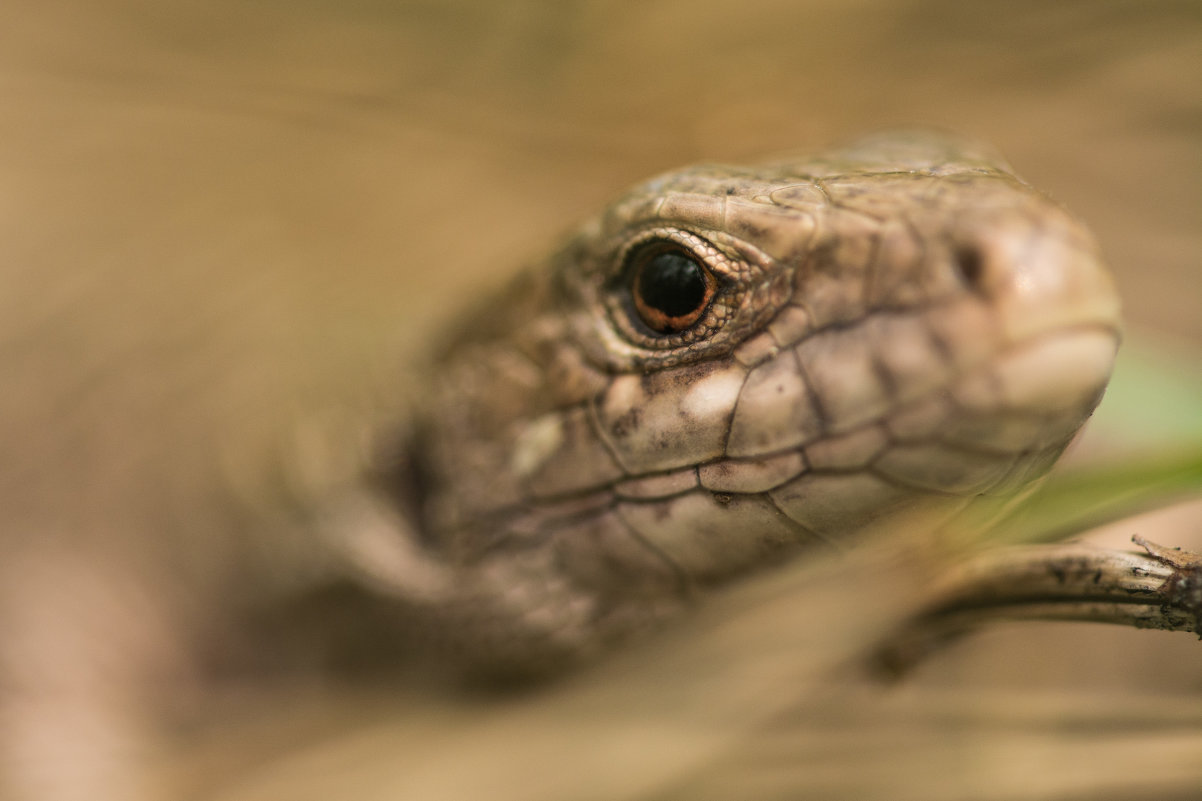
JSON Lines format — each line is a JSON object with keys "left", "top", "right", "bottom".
{"left": 998, "top": 446, "right": 1202, "bottom": 546}
{"left": 1093, "top": 333, "right": 1202, "bottom": 447}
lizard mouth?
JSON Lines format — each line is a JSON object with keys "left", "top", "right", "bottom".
{"left": 864, "top": 323, "right": 1119, "bottom": 497}
{"left": 670, "top": 320, "right": 1118, "bottom": 515}
{"left": 941, "top": 325, "right": 1118, "bottom": 450}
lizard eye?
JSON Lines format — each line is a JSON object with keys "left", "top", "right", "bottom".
{"left": 627, "top": 241, "right": 717, "bottom": 334}
{"left": 598, "top": 226, "right": 766, "bottom": 362}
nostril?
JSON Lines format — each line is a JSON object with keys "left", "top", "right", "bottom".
{"left": 953, "top": 244, "right": 986, "bottom": 293}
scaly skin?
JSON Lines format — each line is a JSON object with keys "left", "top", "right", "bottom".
{"left": 337, "top": 132, "right": 1121, "bottom": 674}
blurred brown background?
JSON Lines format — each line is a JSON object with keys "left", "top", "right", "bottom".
{"left": 1, "top": 1, "right": 1200, "bottom": 799}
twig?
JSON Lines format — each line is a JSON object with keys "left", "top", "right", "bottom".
{"left": 870, "top": 536, "right": 1202, "bottom": 678}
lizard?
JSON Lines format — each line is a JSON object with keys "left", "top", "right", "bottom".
{"left": 322, "top": 131, "right": 1122, "bottom": 678}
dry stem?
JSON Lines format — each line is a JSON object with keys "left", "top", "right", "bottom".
{"left": 871, "top": 536, "right": 1202, "bottom": 678}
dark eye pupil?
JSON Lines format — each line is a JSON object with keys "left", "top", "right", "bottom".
{"left": 638, "top": 251, "right": 707, "bottom": 318}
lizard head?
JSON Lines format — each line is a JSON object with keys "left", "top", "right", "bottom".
{"left": 399, "top": 133, "right": 1120, "bottom": 671}
{"left": 534, "top": 132, "right": 1122, "bottom": 581}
